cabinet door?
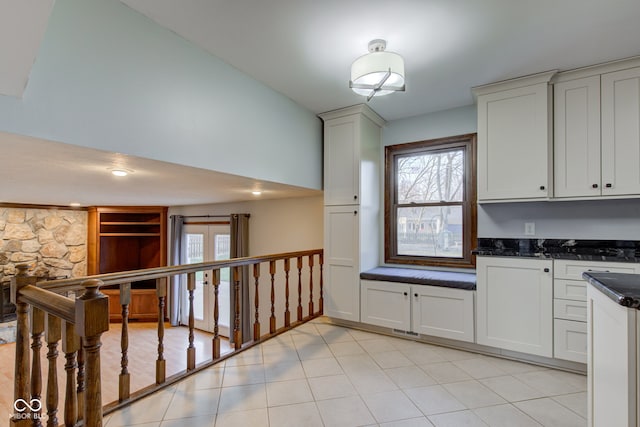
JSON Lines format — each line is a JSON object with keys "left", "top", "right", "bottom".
{"left": 587, "top": 283, "right": 638, "bottom": 427}
{"left": 361, "top": 280, "right": 411, "bottom": 330}
{"left": 554, "top": 76, "right": 601, "bottom": 198}
{"left": 323, "top": 206, "right": 360, "bottom": 321}
{"left": 412, "top": 285, "right": 475, "bottom": 343}
{"left": 476, "top": 257, "right": 553, "bottom": 357}
{"left": 477, "top": 83, "right": 552, "bottom": 201}
{"left": 602, "top": 66, "right": 640, "bottom": 196}
{"left": 324, "top": 115, "right": 359, "bottom": 205}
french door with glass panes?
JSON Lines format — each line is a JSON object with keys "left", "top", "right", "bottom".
{"left": 183, "top": 224, "right": 231, "bottom": 336}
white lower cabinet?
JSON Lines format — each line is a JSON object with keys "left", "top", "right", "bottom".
{"left": 361, "top": 280, "right": 475, "bottom": 343}
{"left": 412, "top": 285, "right": 475, "bottom": 342}
{"left": 324, "top": 206, "right": 360, "bottom": 321}
{"left": 476, "top": 257, "right": 553, "bottom": 357}
{"left": 553, "top": 260, "right": 640, "bottom": 364}
{"left": 360, "top": 280, "right": 411, "bottom": 330}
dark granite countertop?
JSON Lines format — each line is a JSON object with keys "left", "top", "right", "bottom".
{"left": 583, "top": 272, "right": 640, "bottom": 309}
{"left": 473, "top": 238, "right": 640, "bottom": 263}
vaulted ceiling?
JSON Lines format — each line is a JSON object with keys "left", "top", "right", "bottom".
{"left": 121, "top": 0, "right": 640, "bottom": 120}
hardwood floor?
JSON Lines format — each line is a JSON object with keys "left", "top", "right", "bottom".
{"left": 0, "top": 322, "right": 231, "bottom": 419}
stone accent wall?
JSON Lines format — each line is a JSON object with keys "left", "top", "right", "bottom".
{"left": 0, "top": 207, "right": 87, "bottom": 285}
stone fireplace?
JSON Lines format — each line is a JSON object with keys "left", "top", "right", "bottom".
{"left": 0, "top": 206, "right": 88, "bottom": 340}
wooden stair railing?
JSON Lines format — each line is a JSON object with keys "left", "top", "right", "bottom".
{"left": 11, "top": 266, "right": 109, "bottom": 427}
{"left": 11, "top": 249, "right": 323, "bottom": 426}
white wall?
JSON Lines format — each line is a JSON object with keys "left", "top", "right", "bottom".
{"left": 382, "top": 104, "right": 640, "bottom": 242}
{"left": 169, "top": 196, "right": 323, "bottom": 256}
{"left": 0, "top": 0, "right": 322, "bottom": 190}
{"left": 170, "top": 195, "right": 323, "bottom": 332}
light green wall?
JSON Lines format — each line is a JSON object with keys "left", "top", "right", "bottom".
{"left": 0, "top": 0, "right": 322, "bottom": 190}
{"left": 382, "top": 104, "right": 477, "bottom": 146}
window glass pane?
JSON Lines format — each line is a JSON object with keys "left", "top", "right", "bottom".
{"left": 215, "top": 234, "right": 231, "bottom": 283}
{"left": 396, "top": 206, "right": 463, "bottom": 258}
{"left": 397, "top": 149, "right": 464, "bottom": 203}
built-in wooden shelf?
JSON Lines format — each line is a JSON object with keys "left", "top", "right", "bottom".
{"left": 88, "top": 206, "right": 168, "bottom": 322}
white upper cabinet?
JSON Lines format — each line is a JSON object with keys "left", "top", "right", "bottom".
{"left": 321, "top": 105, "right": 385, "bottom": 206}
{"left": 323, "top": 115, "right": 360, "bottom": 205}
{"left": 474, "top": 72, "right": 555, "bottom": 202}
{"left": 554, "top": 75, "right": 602, "bottom": 198}
{"left": 553, "top": 60, "right": 640, "bottom": 199}
{"left": 475, "top": 56, "right": 640, "bottom": 202}
{"left": 601, "top": 66, "right": 640, "bottom": 196}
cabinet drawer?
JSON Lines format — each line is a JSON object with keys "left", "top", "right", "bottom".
{"left": 554, "top": 319, "right": 587, "bottom": 364}
{"left": 553, "top": 259, "right": 639, "bottom": 280}
{"left": 554, "top": 279, "right": 587, "bottom": 301}
{"left": 554, "top": 299, "right": 587, "bottom": 322}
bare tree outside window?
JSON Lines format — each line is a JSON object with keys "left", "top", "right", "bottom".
{"left": 385, "top": 134, "right": 476, "bottom": 268}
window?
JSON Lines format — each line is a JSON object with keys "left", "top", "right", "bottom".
{"left": 385, "top": 133, "right": 477, "bottom": 268}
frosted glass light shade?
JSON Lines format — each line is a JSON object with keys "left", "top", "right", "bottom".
{"left": 350, "top": 51, "right": 405, "bottom": 97}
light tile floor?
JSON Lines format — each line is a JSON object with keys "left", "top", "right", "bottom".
{"left": 104, "top": 319, "right": 587, "bottom": 427}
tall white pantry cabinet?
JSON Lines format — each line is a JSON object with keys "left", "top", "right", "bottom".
{"left": 319, "top": 105, "right": 385, "bottom": 322}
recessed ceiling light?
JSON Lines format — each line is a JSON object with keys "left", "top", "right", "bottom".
{"left": 252, "top": 191, "right": 262, "bottom": 196}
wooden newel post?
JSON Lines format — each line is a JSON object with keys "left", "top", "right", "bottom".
{"left": 75, "top": 279, "right": 109, "bottom": 427}
{"left": 10, "top": 264, "right": 34, "bottom": 427}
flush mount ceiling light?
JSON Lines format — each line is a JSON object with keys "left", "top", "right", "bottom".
{"left": 109, "top": 168, "right": 132, "bottom": 177}
{"left": 350, "top": 39, "right": 405, "bottom": 101}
